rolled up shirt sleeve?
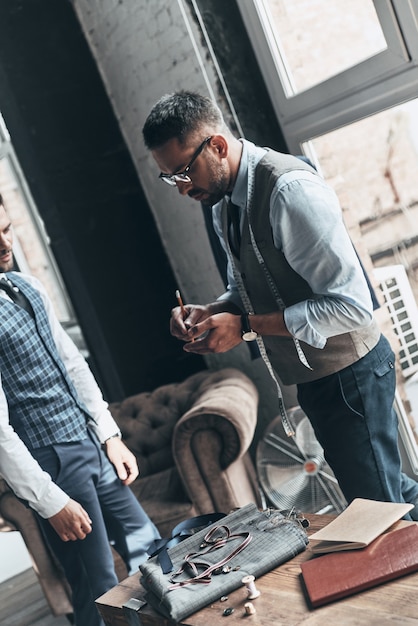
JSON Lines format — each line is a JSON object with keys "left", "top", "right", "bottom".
{"left": 211, "top": 162, "right": 373, "bottom": 349}
{"left": 272, "top": 171, "right": 373, "bottom": 348}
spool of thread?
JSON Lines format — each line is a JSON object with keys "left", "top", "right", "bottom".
{"left": 244, "top": 601, "right": 256, "bottom": 615}
{"left": 241, "top": 574, "right": 261, "bottom": 599}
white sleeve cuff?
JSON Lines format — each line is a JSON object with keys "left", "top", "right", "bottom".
{"left": 284, "top": 303, "right": 326, "bottom": 349}
{"left": 88, "top": 411, "right": 121, "bottom": 445}
{"left": 30, "top": 482, "right": 70, "bottom": 519}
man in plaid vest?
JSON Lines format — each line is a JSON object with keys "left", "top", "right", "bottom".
{"left": 0, "top": 194, "right": 160, "bottom": 626}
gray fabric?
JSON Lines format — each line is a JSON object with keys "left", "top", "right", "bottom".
{"left": 139, "top": 503, "right": 308, "bottom": 621}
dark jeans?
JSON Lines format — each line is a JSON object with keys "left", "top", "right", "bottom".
{"left": 297, "top": 334, "right": 418, "bottom": 517}
{"left": 32, "top": 432, "right": 160, "bottom": 626}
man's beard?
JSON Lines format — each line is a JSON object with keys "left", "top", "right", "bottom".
{"left": 201, "top": 191, "right": 225, "bottom": 207}
{"left": 0, "top": 252, "right": 14, "bottom": 273}
{"left": 200, "top": 166, "right": 230, "bottom": 207}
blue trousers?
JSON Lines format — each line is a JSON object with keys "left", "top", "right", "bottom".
{"left": 297, "top": 334, "right": 418, "bottom": 517}
{"left": 32, "top": 432, "right": 160, "bottom": 626}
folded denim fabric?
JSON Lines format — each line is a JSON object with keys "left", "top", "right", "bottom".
{"left": 140, "top": 502, "right": 308, "bottom": 621}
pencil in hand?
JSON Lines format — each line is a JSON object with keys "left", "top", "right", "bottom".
{"left": 175, "top": 289, "right": 194, "bottom": 341}
{"left": 175, "top": 289, "right": 186, "bottom": 319}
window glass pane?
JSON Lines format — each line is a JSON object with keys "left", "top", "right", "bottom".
{"left": 265, "top": 0, "right": 387, "bottom": 94}
{"left": 305, "top": 99, "right": 418, "bottom": 412}
{"left": 0, "top": 112, "right": 88, "bottom": 356}
{"left": 305, "top": 99, "right": 418, "bottom": 310}
{"left": 0, "top": 156, "right": 71, "bottom": 322}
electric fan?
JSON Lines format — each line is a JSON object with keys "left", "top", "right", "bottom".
{"left": 256, "top": 406, "right": 347, "bottom": 514}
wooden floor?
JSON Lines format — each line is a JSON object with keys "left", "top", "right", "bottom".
{"left": 0, "top": 568, "right": 71, "bottom": 626}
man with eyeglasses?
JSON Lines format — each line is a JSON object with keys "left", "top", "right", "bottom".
{"left": 142, "top": 90, "right": 418, "bottom": 519}
{"left": 159, "top": 135, "right": 212, "bottom": 187}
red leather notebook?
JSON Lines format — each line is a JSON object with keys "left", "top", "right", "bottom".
{"left": 300, "top": 523, "right": 418, "bottom": 608}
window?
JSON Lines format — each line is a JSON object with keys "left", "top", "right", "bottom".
{"left": 263, "top": 0, "right": 387, "bottom": 95}
{"left": 299, "top": 101, "right": 418, "bottom": 317}
{"left": 0, "top": 112, "right": 87, "bottom": 355}
{"left": 237, "top": 0, "right": 418, "bottom": 150}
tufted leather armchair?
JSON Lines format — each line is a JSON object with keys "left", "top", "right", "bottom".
{"left": 0, "top": 367, "right": 261, "bottom": 617}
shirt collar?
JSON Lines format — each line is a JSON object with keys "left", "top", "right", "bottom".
{"left": 230, "top": 139, "right": 267, "bottom": 209}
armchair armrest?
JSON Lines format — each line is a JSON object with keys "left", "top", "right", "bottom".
{"left": 0, "top": 478, "right": 16, "bottom": 531}
{"left": 172, "top": 368, "right": 261, "bottom": 514}
{"left": 0, "top": 491, "right": 72, "bottom": 616}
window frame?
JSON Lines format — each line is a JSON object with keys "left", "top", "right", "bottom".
{"left": 0, "top": 112, "right": 78, "bottom": 327}
{"left": 236, "top": 0, "right": 418, "bottom": 152}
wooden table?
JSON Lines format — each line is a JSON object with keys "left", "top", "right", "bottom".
{"left": 96, "top": 514, "right": 418, "bottom": 625}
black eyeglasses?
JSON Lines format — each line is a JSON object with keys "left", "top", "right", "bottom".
{"left": 159, "top": 136, "right": 212, "bottom": 186}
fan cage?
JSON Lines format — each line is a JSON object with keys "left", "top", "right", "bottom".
{"left": 256, "top": 407, "right": 347, "bottom": 515}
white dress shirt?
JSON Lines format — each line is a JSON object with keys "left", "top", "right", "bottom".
{"left": 0, "top": 273, "right": 120, "bottom": 518}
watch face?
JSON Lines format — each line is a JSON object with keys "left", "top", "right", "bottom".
{"left": 242, "top": 330, "right": 258, "bottom": 342}
{"left": 241, "top": 313, "right": 257, "bottom": 342}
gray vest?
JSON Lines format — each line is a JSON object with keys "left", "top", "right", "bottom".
{"left": 0, "top": 272, "right": 88, "bottom": 449}
{"left": 224, "top": 151, "right": 380, "bottom": 385}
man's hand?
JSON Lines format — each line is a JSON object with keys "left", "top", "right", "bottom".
{"left": 170, "top": 303, "right": 212, "bottom": 341}
{"left": 48, "top": 499, "right": 93, "bottom": 541}
{"left": 105, "top": 436, "right": 139, "bottom": 485}
{"left": 183, "top": 312, "right": 243, "bottom": 354}
{"left": 182, "top": 310, "right": 290, "bottom": 353}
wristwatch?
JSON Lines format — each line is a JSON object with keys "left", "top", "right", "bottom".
{"left": 241, "top": 314, "right": 258, "bottom": 342}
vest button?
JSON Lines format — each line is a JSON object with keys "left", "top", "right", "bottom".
{"left": 241, "top": 273, "right": 246, "bottom": 279}
{"left": 266, "top": 348, "right": 272, "bottom": 355}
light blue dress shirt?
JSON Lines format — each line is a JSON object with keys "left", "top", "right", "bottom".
{"left": 212, "top": 139, "right": 373, "bottom": 349}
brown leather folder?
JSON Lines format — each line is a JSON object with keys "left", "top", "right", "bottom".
{"left": 300, "top": 523, "right": 418, "bottom": 608}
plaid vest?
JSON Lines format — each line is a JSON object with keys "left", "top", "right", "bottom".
{"left": 0, "top": 272, "right": 88, "bottom": 449}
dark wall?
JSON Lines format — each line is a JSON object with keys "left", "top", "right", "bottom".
{"left": 190, "top": 0, "right": 289, "bottom": 285}
{"left": 0, "top": 0, "right": 205, "bottom": 400}
{"left": 190, "top": 0, "right": 288, "bottom": 151}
